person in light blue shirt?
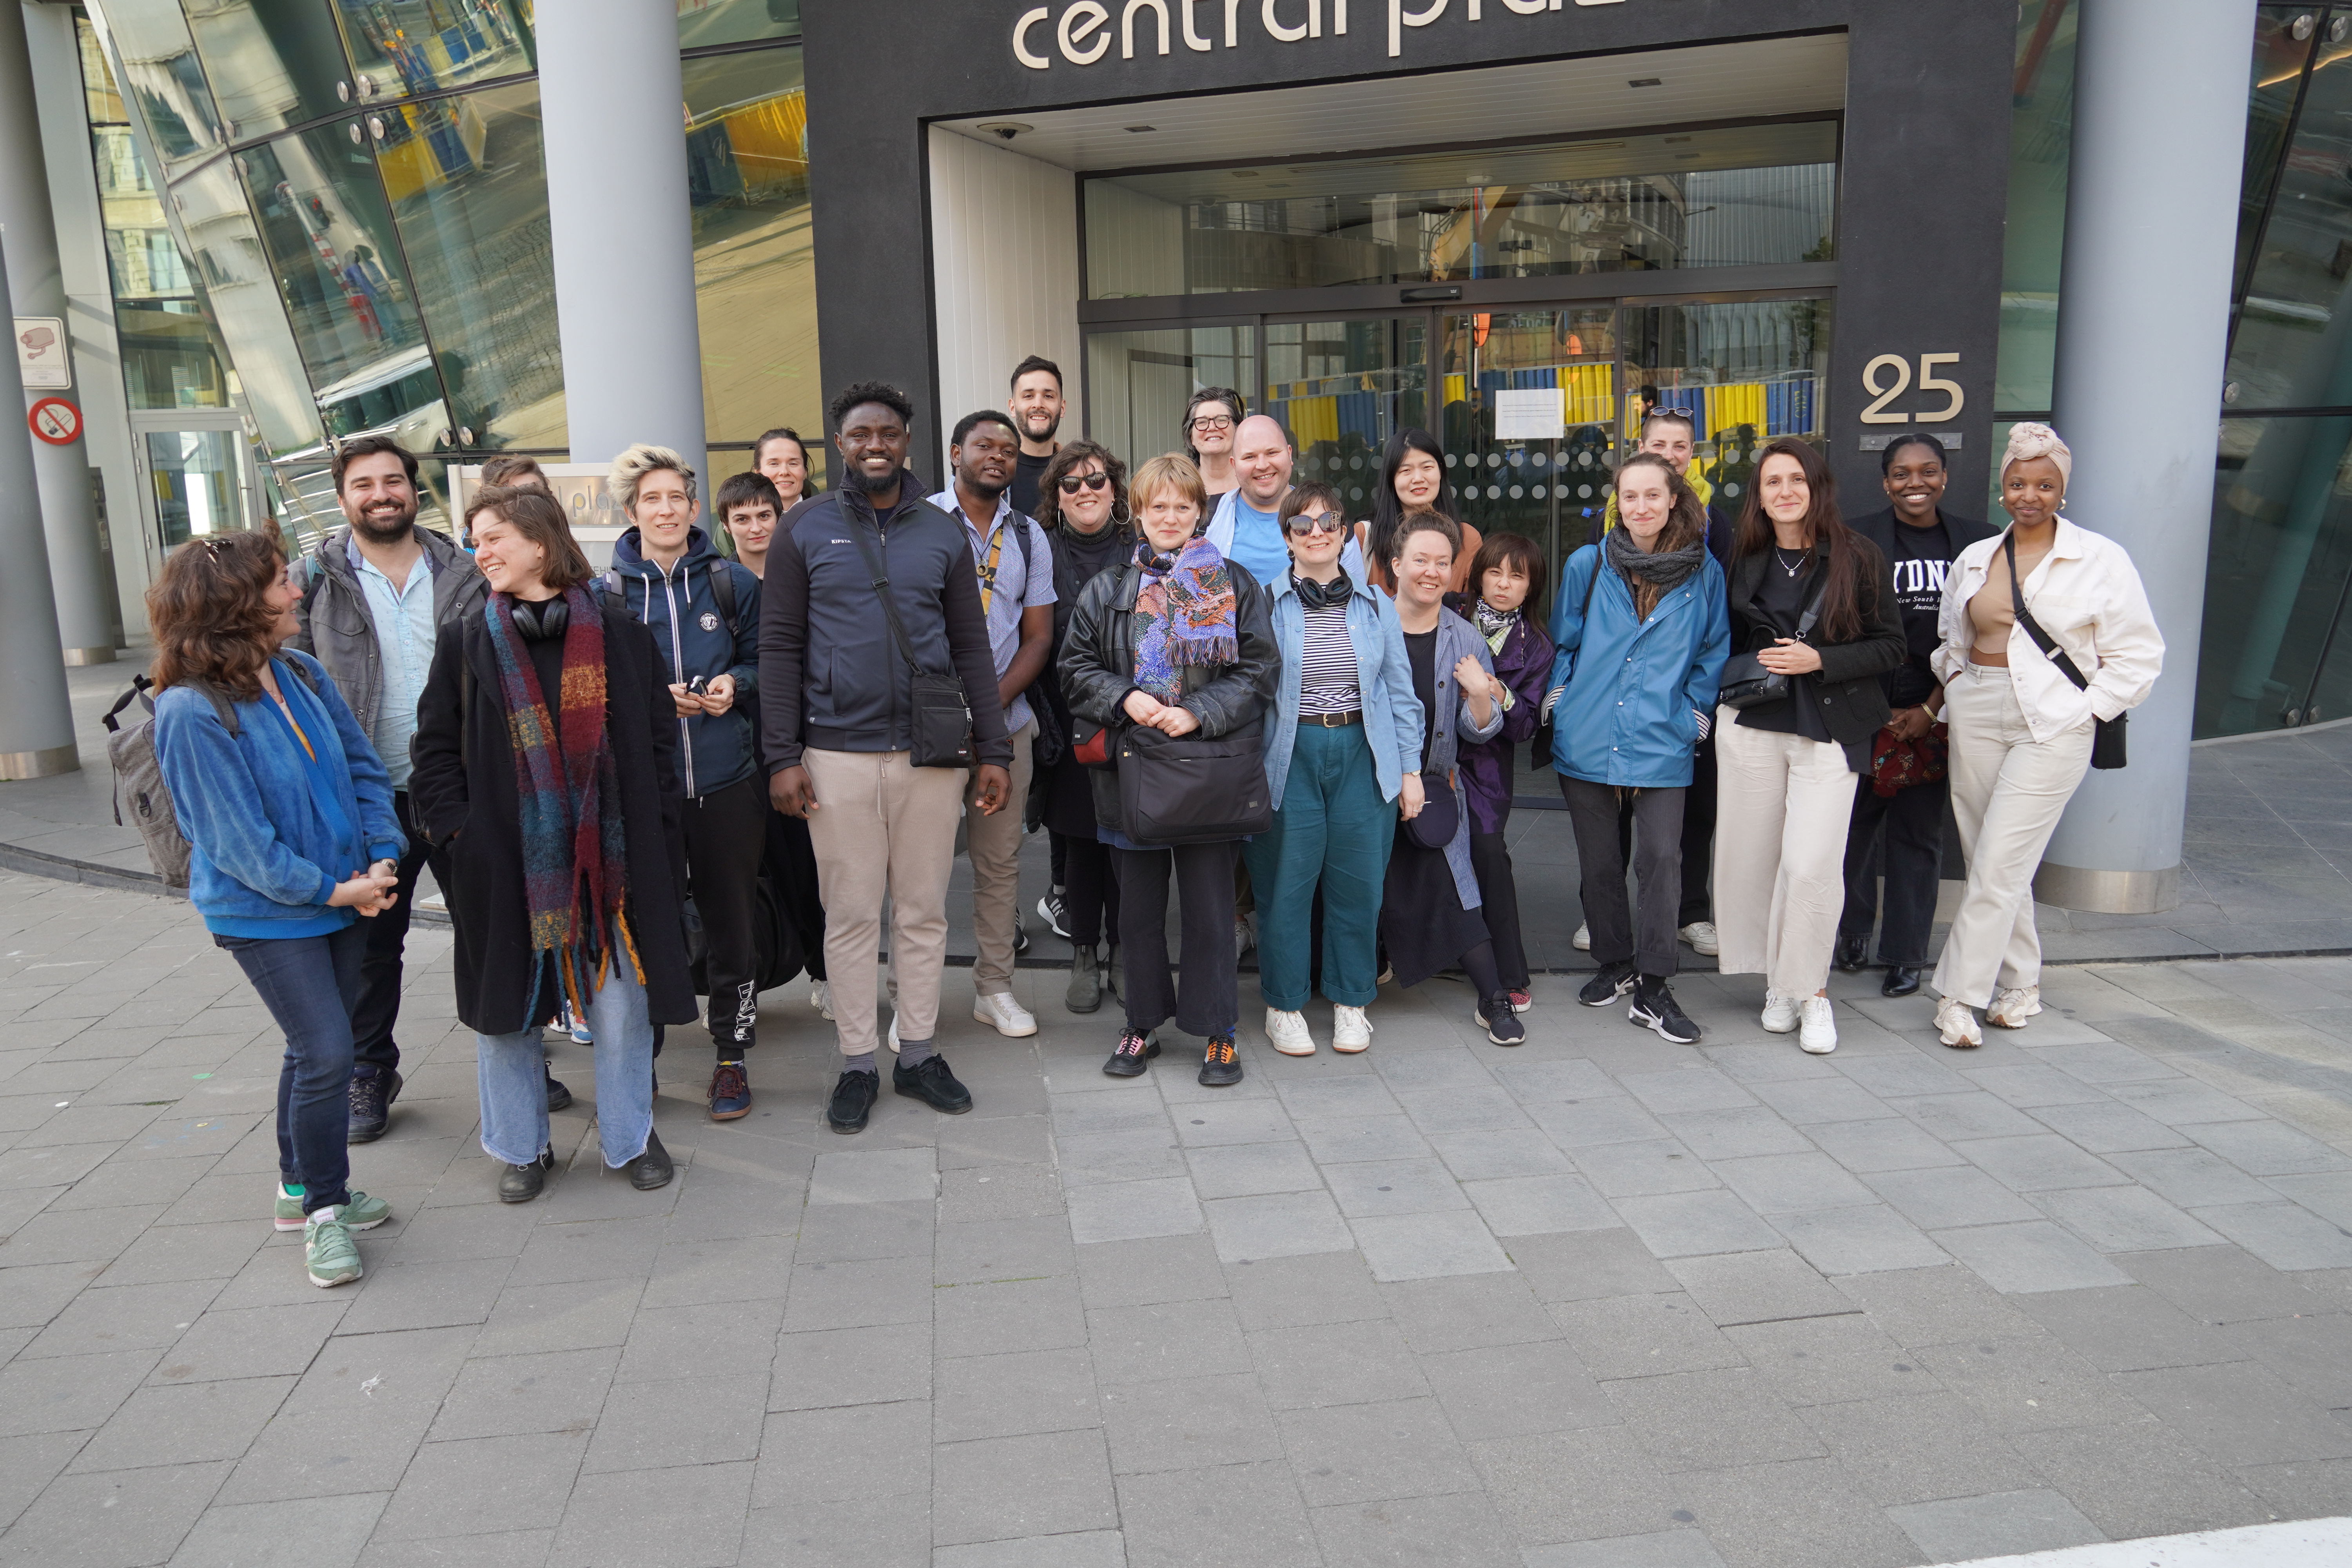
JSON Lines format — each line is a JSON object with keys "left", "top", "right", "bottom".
{"left": 1204, "top": 415, "right": 1364, "bottom": 616}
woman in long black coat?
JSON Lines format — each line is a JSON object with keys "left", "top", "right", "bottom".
{"left": 410, "top": 485, "right": 695, "bottom": 1202}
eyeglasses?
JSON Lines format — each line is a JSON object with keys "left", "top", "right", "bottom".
{"left": 1057, "top": 471, "right": 1111, "bottom": 494}
{"left": 1188, "top": 414, "right": 1234, "bottom": 433}
{"left": 1285, "top": 512, "right": 1344, "bottom": 536}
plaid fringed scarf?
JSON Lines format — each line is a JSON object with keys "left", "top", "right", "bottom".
{"left": 483, "top": 586, "right": 641, "bottom": 1023}
{"left": 1131, "top": 535, "right": 1239, "bottom": 699}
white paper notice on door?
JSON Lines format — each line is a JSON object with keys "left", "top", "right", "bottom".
{"left": 1493, "top": 387, "right": 1561, "bottom": 442}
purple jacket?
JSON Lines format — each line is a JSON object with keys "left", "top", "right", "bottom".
{"left": 1446, "top": 595, "right": 1555, "bottom": 834}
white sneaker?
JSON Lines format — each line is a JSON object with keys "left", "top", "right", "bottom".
{"left": 974, "top": 991, "right": 1039, "bottom": 1038}
{"left": 1760, "top": 991, "right": 1800, "bottom": 1033}
{"left": 1798, "top": 996, "right": 1837, "bottom": 1054}
{"left": 1573, "top": 923, "right": 1592, "bottom": 952}
{"left": 1936, "top": 995, "right": 1984, "bottom": 1049}
{"left": 1987, "top": 985, "right": 2042, "bottom": 1030}
{"left": 1265, "top": 1008, "right": 1315, "bottom": 1055}
{"left": 1679, "top": 920, "right": 1720, "bottom": 957}
{"left": 810, "top": 980, "right": 834, "bottom": 1020}
{"left": 886, "top": 1013, "right": 900, "bottom": 1054}
{"left": 1332, "top": 1005, "right": 1373, "bottom": 1053}
{"left": 1235, "top": 916, "right": 1256, "bottom": 955}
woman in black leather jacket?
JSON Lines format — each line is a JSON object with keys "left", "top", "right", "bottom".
{"left": 1060, "top": 454, "right": 1279, "bottom": 1087}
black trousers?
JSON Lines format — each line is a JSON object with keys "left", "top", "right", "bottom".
{"left": 1681, "top": 733, "right": 1718, "bottom": 925}
{"left": 1469, "top": 829, "right": 1532, "bottom": 990}
{"left": 1839, "top": 773, "right": 1949, "bottom": 966}
{"left": 352, "top": 791, "right": 446, "bottom": 1078}
{"left": 1114, "top": 840, "right": 1238, "bottom": 1038}
{"left": 682, "top": 775, "right": 768, "bottom": 1052}
{"left": 1060, "top": 831, "right": 1122, "bottom": 949}
{"left": 1563, "top": 777, "right": 1686, "bottom": 978}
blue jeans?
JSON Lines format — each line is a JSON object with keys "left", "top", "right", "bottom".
{"left": 218, "top": 922, "right": 368, "bottom": 1215}
{"left": 476, "top": 963, "right": 653, "bottom": 1168}
{"left": 1243, "top": 722, "right": 1396, "bottom": 1011}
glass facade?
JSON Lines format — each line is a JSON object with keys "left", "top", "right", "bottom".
{"left": 77, "top": 0, "right": 818, "bottom": 551}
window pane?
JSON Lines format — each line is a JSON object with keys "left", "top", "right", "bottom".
{"left": 2226, "top": 33, "right": 2352, "bottom": 410}
{"left": 1083, "top": 326, "right": 1258, "bottom": 469}
{"left": 374, "top": 82, "right": 565, "bottom": 453}
{"left": 679, "top": 0, "right": 801, "bottom": 49}
{"left": 2198, "top": 413, "right": 2352, "bottom": 735}
{"left": 1622, "top": 298, "right": 1831, "bottom": 511}
{"left": 1263, "top": 316, "right": 1428, "bottom": 507}
{"left": 168, "top": 157, "right": 330, "bottom": 460}
{"left": 88, "top": 0, "right": 226, "bottom": 172}
{"left": 683, "top": 47, "right": 823, "bottom": 463}
{"left": 146, "top": 429, "right": 248, "bottom": 550}
{"left": 77, "top": 16, "right": 126, "bottom": 124}
{"left": 329, "top": 0, "right": 534, "bottom": 98}
{"left": 1084, "top": 122, "right": 1838, "bottom": 299}
{"left": 2232, "top": 10, "right": 2319, "bottom": 303}
{"left": 1435, "top": 307, "right": 1614, "bottom": 579}
{"left": 1997, "top": 0, "right": 2078, "bottom": 414}
{"left": 183, "top": 0, "right": 351, "bottom": 141}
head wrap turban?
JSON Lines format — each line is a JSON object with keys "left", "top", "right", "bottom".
{"left": 2002, "top": 421, "right": 2072, "bottom": 491}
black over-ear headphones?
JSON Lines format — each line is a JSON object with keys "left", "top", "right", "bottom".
{"left": 511, "top": 596, "right": 569, "bottom": 641}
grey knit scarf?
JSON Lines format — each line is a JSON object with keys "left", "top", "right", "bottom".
{"left": 1605, "top": 524, "right": 1707, "bottom": 609}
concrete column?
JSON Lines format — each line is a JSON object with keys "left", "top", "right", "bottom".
{"left": 0, "top": 227, "right": 80, "bottom": 779}
{"left": 2036, "top": 0, "right": 2258, "bottom": 915}
{"left": 535, "top": 1, "right": 707, "bottom": 486}
{"left": 0, "top": 0, "right": 116, "bottom": 664}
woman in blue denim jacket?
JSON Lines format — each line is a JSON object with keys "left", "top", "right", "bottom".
{"left": 1242, "top": 483, "right": 1426, "bottom": 1058}
{"left": 1378, "top": 515, "right": 1521, "bottom": 1044}
{"left": 149, "top": 531, "right": 405, "bottom": 1290}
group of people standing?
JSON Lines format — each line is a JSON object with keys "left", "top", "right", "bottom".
{"left": 141, "top": 343, "right": 2160, "bottom": 1289}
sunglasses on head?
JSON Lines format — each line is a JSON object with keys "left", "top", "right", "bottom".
{"left": 1056, "top": 471, "right": 1111, "bottom": 494}
{"left": 1285, "top": 511, "right": 1344, "bottom": 536}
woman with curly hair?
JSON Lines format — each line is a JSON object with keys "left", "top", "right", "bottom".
{"left": 149, "top": 530, "right": 406, "bottom": 1289}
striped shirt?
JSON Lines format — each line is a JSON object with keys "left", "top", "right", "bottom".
{"left": 1297, "top": 597, "right": 1361, "bottom": 716}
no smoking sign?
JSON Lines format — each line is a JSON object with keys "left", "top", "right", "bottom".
{"left": 29, "top": 397, "right": 82, "bottom": 446}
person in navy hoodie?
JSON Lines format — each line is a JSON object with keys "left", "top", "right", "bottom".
{"left": 150, "top": 529, "right": 405, "bottom": 1290}
{"left": 605, "top": 443, "right": 764, "bottom": 1121}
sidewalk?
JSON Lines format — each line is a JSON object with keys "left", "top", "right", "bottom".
{"left": 1, "top": 870, "right": 2348, "bottom": 1566}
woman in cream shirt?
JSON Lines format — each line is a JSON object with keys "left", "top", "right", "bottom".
{"left": 1928, "top": 423, "right": 2162, "bottom": 1047}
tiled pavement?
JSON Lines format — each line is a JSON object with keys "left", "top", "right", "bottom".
{"left": 2, "top": 874, "right": 2352, "bottom": 1567}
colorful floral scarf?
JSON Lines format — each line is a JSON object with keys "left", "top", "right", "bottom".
{"left": 1131, "top": 535, "right": 1238, "bottom": 699}
{"left": 483, "top": 586, "right": 640, "bottom": 1022}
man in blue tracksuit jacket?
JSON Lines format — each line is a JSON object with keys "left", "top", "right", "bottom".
{"left": 606, "top": 445, "right": 764, "bottom": 1120}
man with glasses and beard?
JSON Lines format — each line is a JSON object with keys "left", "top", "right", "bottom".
{"left": 1006, "top": 355, "right": 1065, "bottom": 518}
{"left": 290, "top": 436, "right": 493, "bottom": 1142}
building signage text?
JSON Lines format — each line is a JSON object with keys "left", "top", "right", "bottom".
{"left": 1013, "top": 0, "right": 1628, "bottom": 67}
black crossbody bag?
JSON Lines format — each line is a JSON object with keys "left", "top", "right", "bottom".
{"left": 847, "top": 519, "right": 976, "bottom": 769}
{"left": 2005, "top": 532, "right": 2127, "bottom": 770}
{"left": 1719, "top": 567, "right": 1827, "bottom": 710}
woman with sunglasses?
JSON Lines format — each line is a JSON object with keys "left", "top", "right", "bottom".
{"left": 1242, "top": 482, "right": 1426, "bottom": 1056}
{"left": 1033, "top": 439, "right": 1135, "bottom": 1013}
{"left": 1359, "top": 428, "right": 1483, "bottom": 596}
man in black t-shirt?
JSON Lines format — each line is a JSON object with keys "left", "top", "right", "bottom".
{"left": 1005, "top": 354, "right": 1064, "bottom": 518}
{"left": 1837, "top": 435, "right": 1996, "bottom": 996}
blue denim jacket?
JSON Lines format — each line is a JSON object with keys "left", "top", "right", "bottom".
{"left": 1262, "top": 566, "right": 1424, "bottom": 813}
{"left": 1421, "top": 608, "right": 1507, "bottom": 909}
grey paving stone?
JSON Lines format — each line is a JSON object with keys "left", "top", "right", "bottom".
{"left": 1227, "top": 1248, "right": 1387, "bottom": 1331}
{"left": 2036, "top": 1040, "right": 2182, "bottom": 1085}
{"left": 1308, "top": 1488, "right": 1522, "bottom": 1567}
{"left": 2033, "top": 1185, "right": 2228, "bottom": 1253}
{"left": 1277, "top": 1395, "right": 1479, "bottom": 1507}
{"left": 1173, "top": 1099, "right": 1297, "bottom": 1149}
{"left": 1573, "top": 1139, "right": 1719, "bottom": 1199}
{"left": 2013, "top": 1283, "right": 2235, "bottom": 1373}
{"left": 2190, "top": 1118, "right": 2352, "bottom": 1178}
{"left": 0, "top": 1345, "right": 161, "bottom": 1438}
{"left": 935, "top": 1347, "right": 1100, "bottom": 1444}
{"left": 372, "top": 1431, "right": 588, "bottom": 1540}
{"left": 1712, "top": 1152, "right": 1877, "bottom": 1216}
{"left": 1613, "top": 1190, "right": 1781, "bottom": 1259}
{"left": 1349, "top": 1210, "right": 1514, "bottom": 1282}
{"left": 936, "top": 1111, "right": 1053, "bottom": 1170}
{"left": 1055, "top": 1131, "right": 1187, "bottom": 1188}
{"left": 768, "top": 1323, "right": 933, "bottom": 1412}
{"left": 165, "top": 1492, "right": 388, "bottom": 1568}
{"left": 1889, "top": 1091, "right": 2049, "bottom": 1143}
{"left": 1957, "top": 1134, "right": 2129, "bottom": 1193}
{"left": 2116, "top": 1359, "right": 2352, "bottom": 1465}
{"left": 751, "top": 1400, "right": 932, "bottom": 1509}
{"left": 1469, "top": 1423, "right": 1686, "bottom": 1546}
{"left": 1202, "top": 1190, "right": 1355, "bottom": 1264}
{"left": 940, "top": 1162, "right": 1063, "bottom": 1223}
{"left": 617, "top": 1298, "right": 783, "bottom": 1385}
{"left": 1772, "top": 1205, "right": 1949, "bottom": 1276}
{"left": 808, "top": 1145, "right": 937, "bottom": 1206}
{"left": 1276, "top": 1074, "right": 1406, "bottom": 1120}
{"left": 1657, "top": 1107, "right": 1815, "bottom": 1161}
{"left": 1293, "top": 1114, "right": 1434, "bottom": 1165}
{"left": 1251, "top": 1318, "right": 1432, "bottom": 1411}
{"left": 2217, "top": 1311, "right": 2352, "bottom": 1406}
{"left": 638, "top": 1231, "right": 795, "bottom": 1309}
{"left": 1380, "top": 1270, "right": 1561, "bottom": 1355}
{"left": 1074, "top": 1231, "right": 1228, "bottom": 1310}
{"left": 1915, "top": 1334, "right": 2145, "bottom": 1433}
{"left": 2103, "top": 1147, "right": 2283, "bottom": 1210}
{"left": 18, "top": 1276, "right": 224, "bottom": 1360}
{"left": 1802, "top": 1118, "right": 1962, "bottom": 1175}
{"left": 580, "top": 1372, "right": 767, "bottom": 1473}
{"left": 1428, "top": 1127, "right": 1575, "bottom": 1180}
{"left": 932, "top": 1531, "right": 1125, "bottom": 1568}
{"left": 1101, "top": 1370, "right": 1283, "bottom": 1475}
{"left": 1797, "top": 1391, "right": 2043, "bottom": 1508}
{"left": 1860, "top": 1166, "right": 2040, "bottom": 1230}
{"left": 1323, "top": 1157, "right": 1470, "bottom": 1220}
{"left": 1393, "top": 1084, "right": 1537, "bottom": 1136}
{"left": 66, "top": 1371, "right": 293, "bottom": 1472}
{"left": 2107, "top": 1078, "right": 2269, "bottom": 1126}
{"left": 470, "top": 1273, "right": 643, "bottom": 1355}
{"left": 0, "top": 1457, "right": 232, "bottom": 1568}
{"left": 1549, "top": 1290, "right": 1742, "bottom": 1380}
{"left": 333, "top": 1257, "right": 513, "bottom": 1336}
{"left": 1113, "top": 1458, "right": 1321, "bottom": 1568}
{"left": 1420, "top": 1338, "right": 1614, "bottom": 1441}
{"left": 933, "top": 1427, "right": 1118, "bottom": 1547}
{"left": 1087, "top": 1296, "right": 1253, "bottom": 1386}
{"left": 938, "top": 1275, "right": 1087, "bottom": 1360}
{"left": 2231, "top": 1454, "right": 2352, "bottom": 1521}
{"left": 2005, "top": 1420, "right": 2275, "bottom": 1541}
{"left": 548, "top": 1458, "right": 751, "bottom": 1568}
{"left": 782, "top": 1254, "right": 933, "bottom": 1333}
{"left": 1620, "top": 1068, "right": 1758, "bottom": 1116}
{"left": 1964, "top": 1062, "right": 2112, "bottom": 1109}
{"left": 1606, "top": 1365, "right": 1826, "bottom": 1472}
{"left": 2120, "top": 1243, "right": 2327, "bottom": 1322}
{"left": 505, "top": 1215, "right": 669, "bottom": 1287}
{"left": 2025, "top": 1098, "right": 2196, "bottom": 1155}
{"left": 1526, "top": 1096, "right": 1673, "bottom": 1149}
{"left": 1835, "top": 1055, "right": 1971, "bottom": 1100}
{"left": 1724, "top": 1312, "right": 1929, "bottom": 1406}
{"left": 1672, "top": 1455, "right": 1923, "bottom": 1568}
{"left": 936, "top": 1215, "right": 1076, "bottom": 1285}
{"left": 428, "top": 1347, "right": 619, "bottom": 1441}
{"left": 1886, "top": 1488, "right": 2104, "bottom": 1562}
{"left": 1186, "top": 1139, "right": 1324, "bottom": 1199}
{"left": 1461, "top": 1172, "right": 1619, "bottom": 1239}
{"left": 1749, "top": 1077, "right": 1895, "bottom": 1125}
{"left": 1663, "top": 1250, "right": 1853, "bottom": 1327}
{"left": 1934, "top": 1219, "right": 2134, "bottom": 1294}
{"left": 1488, "top": 1058, "right": 1621, "bottom": 1103}
{"left": 1504, "top": 1226, "right": 1680, "bottom": 1304}
{"left": 1521, "top": 1529, "right": 1726, "bottom": 1568}
{"left": 0, "top": 1428, "right": 84, "bottom": 1532}
{"left": 2267, "top": 1170, "right": 2352, "bottom": 1229}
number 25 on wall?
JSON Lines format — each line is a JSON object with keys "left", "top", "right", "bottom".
{"left": 1860, "top": 353, "right": 1964, "bottom": 425}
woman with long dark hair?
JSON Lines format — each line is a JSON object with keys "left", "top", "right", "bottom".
{"left": 1033, "top": 437, "right": 1135, "bottom": 1013}
{"left": 149, "top": 530, "right": 405, "bottom": 1288}
{"left": 410, "top": 485, "right": 697, "bottom": 1201}
{"left": 1714, "top": 439, "right": 1905, "bottom": 1054}
{"left": 1359, "top": 428, "right": 1481, "bottom": 595}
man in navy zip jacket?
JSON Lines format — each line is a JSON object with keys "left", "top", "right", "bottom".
{"left": 760, "top": 383, "right": 1013, "bottom": 1135}
{"left": 606, "top": 444, "right": 765, "bottom": 1120}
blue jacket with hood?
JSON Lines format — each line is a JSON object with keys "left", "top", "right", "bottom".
{"left": 1545, "top": 543, "right": 1730, "bottom": 789}
{"left": 608, "top": 524, "right": 761, "bottom": 799}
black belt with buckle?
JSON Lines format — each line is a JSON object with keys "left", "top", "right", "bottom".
{"left": 1303, "top": 710, "right": 1363, "bottom": 727}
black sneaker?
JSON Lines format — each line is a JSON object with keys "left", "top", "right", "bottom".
{"left": 1578, "top": 960, "right": 1637, "bottom": 1008}
{"left": 708, "top": 1061, "right": 751, "bottom": 1121}
{"left": 1476, "top": 995, "right": 1527, "bottom": 1046}
{"left": 1038, "top": 891, "right": 1071, "bottom": 940}
{"left": 1103, "top": 1027, "right": 1159, "bottom": 1077}
{"left": 1013, "top": 909, "right": 1030, "bottom": 955}
{"left": 894, "top": 1053, "right": 973, "bottom": 1115}
{"left": 828, "top": 1069, "right": 879, "bottom": 1133}
{"left": 1198, "top": 1031, "right": 1244, "bottom": 1087}
{"left": 347, "top": 1068, "right": 400, "bottom": 1143}
{"left": 1628, "top": 977, "right": 1702, "bottom": 1043}
{"left": 627, "top": 1130, "right": 675, "bottom": 1191}
{"left": 545, "top": 1065, "right": 573, "bottom": 1114}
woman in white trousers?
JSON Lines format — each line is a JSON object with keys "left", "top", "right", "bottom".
{"left": 1929, "top": 423, "right": 2163, "bottom": 1047}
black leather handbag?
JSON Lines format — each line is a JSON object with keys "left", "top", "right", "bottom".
{"left": 1719, "top": 571, "right": 1827, "bottom": 710}
{"left": 1114, "top": 722, "right": 1272, "bottom": 846}
{"left": 848, "top": 522, "right": 975, "bottom": 769}
{"left": 2005, "top": 532, "right": 2127, "bottom": 770}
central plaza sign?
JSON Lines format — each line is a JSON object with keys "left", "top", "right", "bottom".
{"left": 1012, "top": 0, "right": 1629, "bottom": 66}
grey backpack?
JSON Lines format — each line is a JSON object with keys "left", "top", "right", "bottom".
{"left": 102, "top": 667, "right": 319, "bottom": 890}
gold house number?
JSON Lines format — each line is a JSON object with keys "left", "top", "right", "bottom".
{"left": 1860, "top": 353, "right": 1965, "bottom": 425}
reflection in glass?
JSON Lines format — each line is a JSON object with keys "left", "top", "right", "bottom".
{"left": 1435, "top": 308, "right": 1614, "bottom": 579}
{"left": 2227, "top": 37, "right": 2352, "bottom": 412}
{"left": 1083, "top": 326, "right": 1258, "bottom": 470}
{"left": 2231, "top": 10, "right": 2319, "bottom": 304}
{"left": 1262, "top": 318, "right": 1428, "bottom": 514}
{"left": 183, "top": 0, "right": 351, "bottom": 140}
{"left": 167, "top": 158, "right": 324, "bottom": 459}
{"left": 1996, "top": 0, "right": 2077, "bottom": 415}
{"left": 683, "top": 49, "right": 822, "bottom": 461}
{"left": 679, "top": 0, "right": 801, "bottom": 49}
{"left": 2200, "top": 414, "right": 2352, "bottom": 735}
{"left": 1084, "top": 122, "right": 1838, "bottom": 299}
{"left": 147, "top": 429, "right": 248, "bottom": 548}
{"left": 380, "top": 82, "right": 564, "bottom": 452}
{"left": 1623, "top": 298, "right": 1829, "bottom": 515}
{"left": 85, "top": 0, "right": 225, "bottom": 171}
{"left": 330, "top": 0, "right": 533, "bottom": 98}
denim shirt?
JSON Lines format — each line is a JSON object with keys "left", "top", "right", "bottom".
{"left": 1261, "top": 566, "right": 1423, "bottom": 813}
{"left": 349, "top": 538, "right": 438, "bottom": 788}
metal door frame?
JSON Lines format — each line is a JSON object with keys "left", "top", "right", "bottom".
{"left": 127, "top": 408, "right": 262, "bottom": 557}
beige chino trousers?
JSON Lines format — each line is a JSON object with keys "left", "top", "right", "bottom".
{"left": 1713, "top": 709, "right": 1859, "bottom": 998}
{"left": 964, "top": 720, "right": 1034, "bottom": 994}
{"left": 803, "top": 748, "right": 966, "bottom": 1058}
{"left": 1931, "top": 666, "right": 2094, "bottom": 1009}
